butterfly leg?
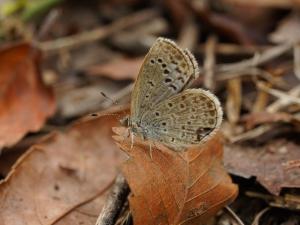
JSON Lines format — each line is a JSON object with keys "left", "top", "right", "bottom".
{"left": 130, "top": 131, "right": 134, "bottom": 151}
{"left": 149, "top": 143, "right": 153, "bottom": 160}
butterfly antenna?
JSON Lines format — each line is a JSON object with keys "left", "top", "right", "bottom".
{"left": 90, "top": 112, "right": 118, "bottom": 117}
{"left": 100, "top": 91, "right": 118, "bottom": 105}
{"left": 89, "top": 112, "right": 126, "bottom": 123}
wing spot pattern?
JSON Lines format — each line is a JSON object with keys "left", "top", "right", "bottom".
{"left": 164, "top": 78, "right": 172, "bottom": 83}
{"left": 147, "top": 81, "right": 155, "bottom": 87}
{"left": 208, "top": 119, "right": 215, "bottom": 125}
{"left": 169, "top": 85, "right": 177, "bottom": 91}
{"left": 163, "top": 69, "right": 170, "bottom": 75}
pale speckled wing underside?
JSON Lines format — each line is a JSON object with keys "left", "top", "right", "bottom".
{"left": 141, "top": 89, "right": 222, "bottom": 150}
{"left": 130, "top": 38, "right": 199, "bottom": 122}
{"left": 129, "top": 37, "right": 222, "bottom": 151}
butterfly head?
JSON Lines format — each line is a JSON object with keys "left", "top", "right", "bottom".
{"left": 120, "top": 116, "right": 148, "bottom": 140}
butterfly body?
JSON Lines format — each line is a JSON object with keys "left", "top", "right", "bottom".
{"left": 126, "top": 38, "right": 223, "bottom": 151}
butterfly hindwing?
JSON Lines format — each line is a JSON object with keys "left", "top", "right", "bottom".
{"left": 141, "top": 89, "right": 223, "bottom": 151}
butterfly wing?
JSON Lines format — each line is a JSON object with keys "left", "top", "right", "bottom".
{"left": 142, "top": 89, "right": 223, "bottom": 151}
{"left": 130, "top": 38, "right": 199, "bottom": 124}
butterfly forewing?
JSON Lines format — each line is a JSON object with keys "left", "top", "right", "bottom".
{"left": 130, "top": 38, "right": 199, "bottom": 124}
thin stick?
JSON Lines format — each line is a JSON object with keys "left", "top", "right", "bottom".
{"left": 197, "top": 43, "right": 270, "bottom": 56}
{"left": 230, "top": 124, "right": 273, "bottom": 143}
{"left": 217, "top": 43, "right": 293, "bottom": 73}
{"left": 224, "top": 206, "right": 245, "bottom": 225}
{"left": 266, "top": 84, "right": 300, "bottom": 113}
{"left": 216, "top": 68, "right": 275, "bottom": 82}
{"left": 178, "top": 17, "right": 199, "bottom": 50}
{"left": 37, "top": 8, "right": 61, "bottom": 40}
{"left": 38, "top": 9, "right": 158, "bottom": 52}
{"left": 95, "top": 174, "right": 130, "bottom": 225}
{"left": 293, "top": 44, "right": 300, "bottom": 80}
{"left": 251, "top": 207, "right": 270, "bottom": 225}
{"left": 203, "top": 35, "right": 217, "bottom": 90}
{"left": 258, "top": 83, "right": 300, "bottom": 105}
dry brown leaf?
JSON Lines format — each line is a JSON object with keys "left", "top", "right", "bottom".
{"left": 224, "top": 139, "right": 300, "bottom": 195}
{"left": 113, "top": 128, "right": 238, "bottom": 225}
{"left": 85, "top": 57, "right": 144, "bottom": 80}
{"left": 0, "top": 43, "right": 56, "bottom": 149}
{"left": 0, "top": 108, "right": 127, "bottom": 225}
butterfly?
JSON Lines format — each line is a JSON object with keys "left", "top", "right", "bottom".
{"left": 123, "top": 37, "right": 222, "bottom": 151}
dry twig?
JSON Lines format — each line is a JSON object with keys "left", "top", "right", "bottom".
{"left": 203, "top": 35, "right": 217, "bottom": 91}
{"left": 217, "top": 43, "right": 293, "bottom": 73}
{"left": 224, "top": 206, "right": 245, "bottom": 225}
{"left": 38, "top": 9, "right": 158, "bottom": 52}
{"left": 266, "top": 84, "right": 300, "bottom": 113}
{"left": 95, "top": 174, "right": 130, "bottom": 225}
{"left": 251, "top": 208, "right": 270, "bottom": 225}
{"left": 258, "top": 83, "right": 300, "bottom": 105}
{"left": 229, "top": 124, "right": 273, "bottom": 143}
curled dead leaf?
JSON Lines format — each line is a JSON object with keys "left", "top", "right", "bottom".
{"left": 0, "top": 108, "right": 127, "bottom": 225}
{"left": 113, "top": 127, "right": 238, "bottom": 225}
{"left": 0, "top": 43, "right": 55, "bottom": 149}
{"left": 224, "top": 139, "right": 300, "bottom": 195}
